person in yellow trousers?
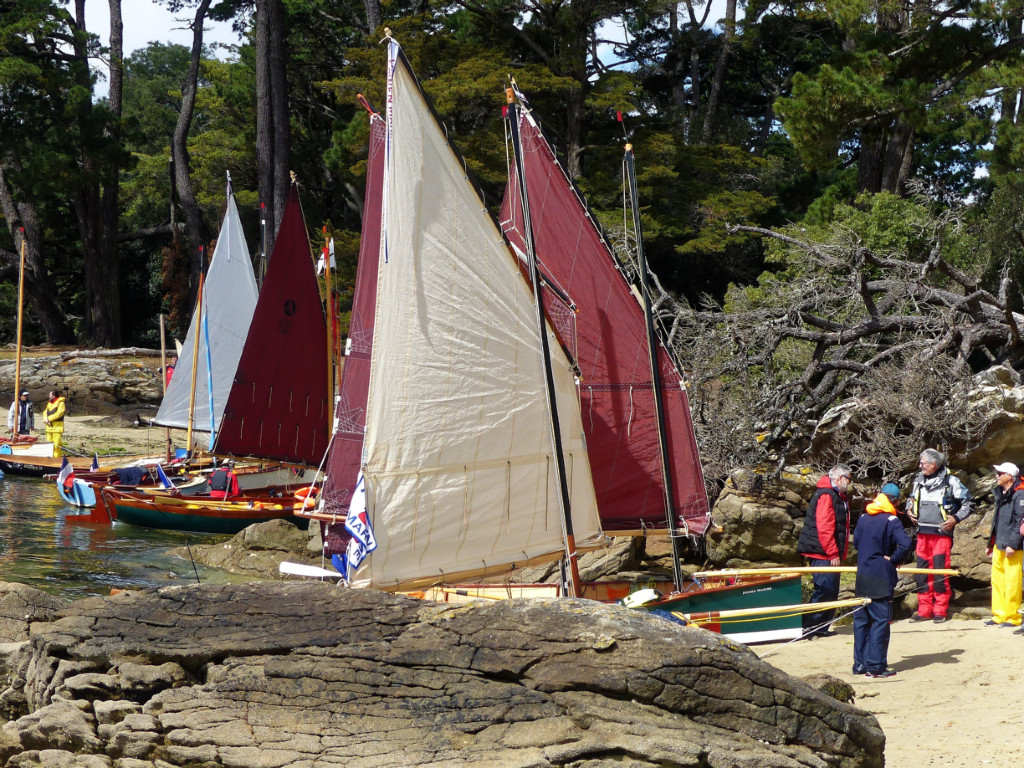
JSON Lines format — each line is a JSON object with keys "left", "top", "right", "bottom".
{"left": 986, "top": 462, "right": 1024, "bottom": 628}
{"left": 42, "top": 390, "right": 66, "bottom": 457}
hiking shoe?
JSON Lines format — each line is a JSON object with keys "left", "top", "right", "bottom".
{"left": 984, "top": 619, "right": 999, "bottom": 626}
{"left": 1013, "top": 626, "right": 1024, "bottom": 635}
{"left": 908, "top": 613, "right": 929, "bottom": 623}
{"left": 865, "top": 669, "right": 897, "bottom": 679}
{"left": 933, "top": 616, "right": 949, "bottom": 624}
{"left": 851, "top": 665, "right": 866, "bottom": 675}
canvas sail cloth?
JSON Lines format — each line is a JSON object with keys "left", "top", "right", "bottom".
{"left": 154, "top": 193, "right": 258, "bottom": 435}
{"left": 214, "top": 184, "right": 331, "bottom": 467}
{"left": 320, "top": 113, "right": 386, "bottom": 526}
{"left": 501, "top": 105, "right": 710, "bottom": 536}
{"left": 351, "top": 45, "right": 604, "bottom": 591}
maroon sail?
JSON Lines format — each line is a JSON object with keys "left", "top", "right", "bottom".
{"left": 501, "top": 110, "right": 710, "bottom": 536}
{"left": 321, "top": 115, "right": 386, "bottom": 522}
{"left": 214, "top": 183, "right": 331, "bottom": 466}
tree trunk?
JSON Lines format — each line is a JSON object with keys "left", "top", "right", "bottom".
{"left": 364, "top": 0, "right": 381, "bottom": 34}
{"left": 256, "top": 0, "right": 290, "bottom": 254}
{"left": 170, "top": 0, "right": 213, "bottom": 302}
{"left": 701, "top": 0, "right": 737, "bottom": 142}
{"left": 857, "top": 120, "right": 915, "bottom": 194}
{"left": 0, "top": 168, "right": 75, "bottom": 343}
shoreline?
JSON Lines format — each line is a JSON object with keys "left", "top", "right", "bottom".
{"left": 759, "top": 617, "right": 1022, "bottom": 767}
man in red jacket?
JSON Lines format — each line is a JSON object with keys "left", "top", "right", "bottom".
{"left": 797, "top": 464, "right": 853, "bottom": 639}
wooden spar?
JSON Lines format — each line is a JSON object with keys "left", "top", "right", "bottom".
{"left": 624, "top": 141, "right": 684, "bottom": 592}
{"left": 675, "top": 597, "right": 868, "bottom": 623}
{"left": 322, "top": 229, "right": 335, "bottom": 420}
{"left": 507, "top": 92, "right": 582, "bottom": 599}
{"left": 185, "top": 268, "right": 204, "bottom": 455}
{"left": 692, "top": 566, "right": 959, "bottom": 577}
{"left": 159, "top": 314, "right": 172, "bottom": 462}
{"left": 12, "top": 231, "right": 25, "bottom": 434}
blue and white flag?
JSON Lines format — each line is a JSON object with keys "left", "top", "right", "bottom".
{"left": 90, "top": 454, "right": 99, "bottom": 472}
{"left": 342, "top": 474, "right": 376, "bottom": 573}
{"left": 155, "top": 464, "right": 174, "bottom": 489}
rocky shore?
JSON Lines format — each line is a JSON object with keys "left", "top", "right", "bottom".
{"left": 0, "top": 581, "right": 882, "bottom": 768}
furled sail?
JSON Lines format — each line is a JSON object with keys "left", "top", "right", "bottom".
{"left": 320, "top": 113, "right": 386, "bottom": 522}
{"left": 351, "top": 44, "right": 604, "bottom": 591}
{"left": 214, "top": 183, "right": 331, "bottom": 467}
{"left": 501, "top": 103, "right": 710, "bottom": 536}
{"left": 154, "top": 190, "right": 258, "bottom": 435}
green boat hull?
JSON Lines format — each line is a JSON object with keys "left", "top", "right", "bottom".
{"left": 111, "top": 501, "right": 295, "bottom": 535}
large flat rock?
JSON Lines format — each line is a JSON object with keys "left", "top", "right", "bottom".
{"left": 0, "top": 582, "right": 883, "bottom": 767}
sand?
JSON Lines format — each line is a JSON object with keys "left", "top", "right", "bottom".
{"left": 57, "top": 415, "right": 184, "bottom": 458}
{"left": 759, "top": 617, "right": 1021, "bottom": 767}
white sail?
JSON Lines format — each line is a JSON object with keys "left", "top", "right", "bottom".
{"left": 352, "top": 45, "right": 604, "bottom": 591}
{"left": 154, "top": 194, "right": 259, "bottom": 435}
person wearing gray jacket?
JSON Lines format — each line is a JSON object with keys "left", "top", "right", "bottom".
{"left": 986, "top": 462, "right": 1024, "bottom": 629}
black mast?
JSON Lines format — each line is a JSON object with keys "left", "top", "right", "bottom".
{"left": 507, "top": 90, "right": 583, "bottom": 599}
{"left": 623, "top": 142, "right": 685, "bottom": 592}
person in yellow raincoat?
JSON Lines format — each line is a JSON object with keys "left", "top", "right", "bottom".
{"left": 43, "top": 390, "right": 66, "bottom": 457}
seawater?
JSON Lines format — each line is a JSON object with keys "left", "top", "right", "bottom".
{"left": 0, "top": 474, "right": 240, "bottom": 600}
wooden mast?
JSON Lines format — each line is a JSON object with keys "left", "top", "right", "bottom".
{"left": 185, "top": 258, "right": 204, "bottom": 456}
{"left": 507, "top": 88, "right": 583, "bottom": 599}
{"left": 12, "top": 229, "right": 25, "bottom": 437}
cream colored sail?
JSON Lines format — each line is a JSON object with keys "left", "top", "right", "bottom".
{"left": 352, "top": 44, "right": 604, "bottom": 591}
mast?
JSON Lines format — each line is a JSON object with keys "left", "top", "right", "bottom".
{"left": 623, "top": 141, "right": 685, "bottom": 591}
{"left": 12, "top": 229, "right": 25, "bottom": 436}
{"left": 185, "top": 252, "right": 204, "bottom": 456}
{"left": 507, "top": 91, "right": 583, "bottom": 599}
{"left": 322, "top": 227, "right": 335, "bottom": 419}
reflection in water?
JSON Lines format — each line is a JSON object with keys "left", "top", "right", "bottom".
{"left": 0, "top": 476, "right": 238, "bottom": 600}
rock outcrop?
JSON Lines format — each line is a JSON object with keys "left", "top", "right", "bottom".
{"left": 0, "top": 582, "right": 883, "bottom": 768}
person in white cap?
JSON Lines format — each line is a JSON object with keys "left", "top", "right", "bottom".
{"left": 986, "top": 462, "right": 1024, "bottom": 627}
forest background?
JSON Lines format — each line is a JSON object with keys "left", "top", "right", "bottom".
{"left": 4, "top": 0, "right": 1024, "bottom": 494}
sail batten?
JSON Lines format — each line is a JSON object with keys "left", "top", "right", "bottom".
{"left": 154, "top": 194, "right": 258, "bottom": 434}
{"left": 352, "top": 45, "right": 603, "bottom": 591}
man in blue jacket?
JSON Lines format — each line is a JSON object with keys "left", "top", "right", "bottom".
{"left": 853, "top": 483, "right": 912, "bottom": 679}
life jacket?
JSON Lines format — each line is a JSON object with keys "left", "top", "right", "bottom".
{"left": 293, "top": 485, "right": 320, "bottom": 510}
{"left": 44, "top": 397, "right": 65, "bottom": 424}
{"left": 210, "top": 468, "right": 231, "bottom": 493}
{"left": 910, "top": 469, "right": 965, "bottom": 534}
{"left": 797, "top": 476, "right": 850, "bottom": 559}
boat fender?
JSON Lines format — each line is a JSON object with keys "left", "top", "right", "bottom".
{"left": 621, "top": 588, "right": 662, "bottom": 608}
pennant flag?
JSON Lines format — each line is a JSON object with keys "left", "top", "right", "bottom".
{"left": 155, "top": 464, "right": 174, "bottom": 489}
{"left": 90, "top": 454, "right": 99, "bottom": 472}
{"left": 341, "top": 474, "right": 376, "bottom": 572}
{"left": 316, "top": 239, "right": 337, "bottom": 275}
{"left": 616, "top": 110, "right": 623, "bottom": 122}
{"left": 56, "top": 456, "right": 75, "bottom": 493}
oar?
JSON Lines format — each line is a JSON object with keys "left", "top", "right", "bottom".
{"left": 692, "top": 566, "right": 959, "bottom": 577}
{"left": 673, "top": 597, "right": 868, "bottom": 623}
{"left": 278, "top": 561, "right": 344, "bottom": 579}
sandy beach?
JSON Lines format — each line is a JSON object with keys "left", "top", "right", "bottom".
{"left": 760, "top": 617, "right": 1021, "bottom": 767}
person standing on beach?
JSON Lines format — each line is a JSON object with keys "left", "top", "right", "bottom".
{"left": 986, "top": 462, "right": 1024, "bottom": 628}
{"left": 797, "top": 464, "right": 853, "bottom": 639}
{"left": 42, "top": 390, "right": 66, "bottom": 457}
{"left": 906, "top": 449, "right": 972, "bottom": 623}
{"left": 853, "top": 482, "right": 912, "bottom": 678}
{"left": 7, "top": 391, "right": 33, "bottom": 436}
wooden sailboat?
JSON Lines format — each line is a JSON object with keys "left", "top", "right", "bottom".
{"left": 97, "top": 182, "right": 327, "bottom": 532}
{"left": 306, "top": 42, "right": 605, "bottom": 592}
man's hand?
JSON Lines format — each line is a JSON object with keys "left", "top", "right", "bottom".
{"left": 1008, "top": 547, "right": 1017, "bottom": 557}
{"left": 829, "top": 557, "right": 840, "bottom": 566}
{"left": 987, "top": 547, "right": 994, "bottom": 558}
{"left": 940, "top": 518, "right": 957, "bottom": 533}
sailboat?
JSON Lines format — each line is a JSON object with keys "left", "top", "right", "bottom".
{"left": 98, "top": 182, "right": 329, "bottom": 534}
{"left": 306, "top": 42, "right": 605, "bottom": 592}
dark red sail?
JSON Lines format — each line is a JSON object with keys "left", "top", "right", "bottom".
{"left": 501, "top": 113, "right": 710, "bottom": 535}
{"left": 214, "top": 183, "right": 331, "bottom": 466}
{"left": 321, "top": 116, "right": 386, "bottom": 522}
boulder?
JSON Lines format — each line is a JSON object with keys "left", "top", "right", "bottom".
{"left": 0, "top": 582, "right": 883, "bottom": 767}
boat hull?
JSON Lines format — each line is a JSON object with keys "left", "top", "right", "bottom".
{"left": 100, "top": 489, "right": 304, "bottom": 534}
{"left": 641, "top": 574, "right": 804, "bottom": 644}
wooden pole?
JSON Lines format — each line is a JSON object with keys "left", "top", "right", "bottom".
{"left": 159, "top": 314, "right": 172, "bottom": 462}
{"left": 692, "top": 566, "right": 959, "bottom": 578}
{"left": 674, "top": 597, "right": 868, "bottom": 623}
{"left": 12, "top": 230, "right": 26, "bottom": 438}
{"left": 186, "top": 269, "right": 204, "bottom": 456}
{"left": 322, "top": 229, "right": 335, "bottom": 416}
